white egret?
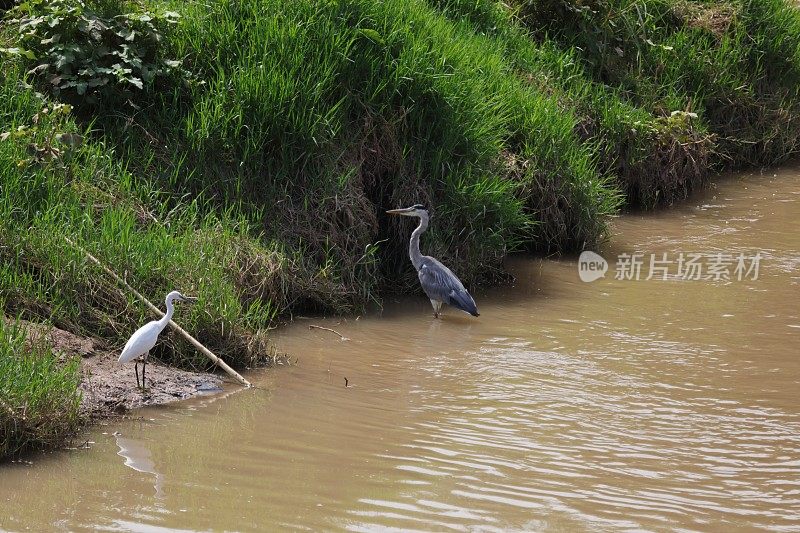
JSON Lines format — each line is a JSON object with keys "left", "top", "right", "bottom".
{"left": 119, "top": 290, "right": 197, "bottom": 388}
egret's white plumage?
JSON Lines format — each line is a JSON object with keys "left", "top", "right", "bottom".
{"left": 119, "top": 290, "right": 196, "bottom": 388}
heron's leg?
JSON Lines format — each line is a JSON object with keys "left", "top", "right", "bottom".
{"left": 135, "top": 361, "right": 141, "bottom": 388}
{"left": 430, "top": 299, "right": 443, "bottom": 318}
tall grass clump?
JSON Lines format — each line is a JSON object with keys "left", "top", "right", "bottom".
{"left": 0, "top": 318, "right": 82, "bottom": 460}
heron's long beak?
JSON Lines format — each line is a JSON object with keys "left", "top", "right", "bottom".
{"left": 386, "top": 208, "right": 413, "bottom": 216}
{"left": 180, "top": 296, "right": 198, "bottom": 304}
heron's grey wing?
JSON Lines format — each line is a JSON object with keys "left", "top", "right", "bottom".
{"left": 418, "top": 258, "right": 479, "bottom": 316}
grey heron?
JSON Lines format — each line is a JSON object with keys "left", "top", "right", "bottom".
{"left": 387, "top": 204, "right": 479, "bottom": 318}
{"left": 118, "top": 290, "right": 197, "bottom": 388}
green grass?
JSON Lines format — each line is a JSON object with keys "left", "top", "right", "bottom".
{"left": 0, "top": 318, "right": 82, "bottom": 460}
{"left": 429, "top": 0, "right": 800, "bottom": 205}
{"left": 514, "top": 0, "right": 800, "bottom": 167}
{"left": 93, "top": 0, "right": 618, "bottom": 278}
{"left": 1, "top": 0, "right": 800, "bottom": 457}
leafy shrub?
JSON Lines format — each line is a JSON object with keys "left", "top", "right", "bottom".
{"left": 2, "top": 0, "right": 182, "bottom": 107}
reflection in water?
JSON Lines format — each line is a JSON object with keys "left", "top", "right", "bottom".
{"left": 116, "top": 436, "right": 164, "bottom": 499}
{"left": 0, "top": 167, "right": 799, "bottom": 531}
{"left": 111, "top": 387, "right": 248, "bottom": 502}
{"left": 108, "top": 521, "right": 201, "bottom": 533}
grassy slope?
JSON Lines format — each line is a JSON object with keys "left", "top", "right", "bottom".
{"left": 1, "top": 0, "right": 799, "bottom": 457}
{"left": 432, "top": 0, "right": 800, "bottom": 205}
{"left": 0, "top": 59, "right": 285, "bottom": 457}
{"left": 103, "top": 0, "right": 617, "bottom": 285}
{"left": 513, "top": 0, "right": 800, "bottom": 172}
{"left": 0, "top": 65, "right": 281, "bottom": 371}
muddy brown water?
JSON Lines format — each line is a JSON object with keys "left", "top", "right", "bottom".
{"left": 2, "top": 167, "right": 800, "bottom": 531}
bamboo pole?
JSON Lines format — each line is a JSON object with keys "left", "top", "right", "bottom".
{"left": 65, "top": 237, "right": 251, "bottom": 387}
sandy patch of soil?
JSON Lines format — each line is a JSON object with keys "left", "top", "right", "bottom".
{"left": 80, "top": 350, "right": 223, "bottom": 416}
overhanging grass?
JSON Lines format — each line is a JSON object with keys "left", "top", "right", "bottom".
{"left": 431, "top": 0, "right": 715, "bottom": 206}
{"left": 78, "top": 0, "right": 617, "bottom": 287}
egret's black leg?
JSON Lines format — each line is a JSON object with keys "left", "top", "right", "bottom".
{"left": 142, "top": 353, "right": 148, "bottom": 389}
{"left": 135, "top": 361, "right": 141, "bottom": 389}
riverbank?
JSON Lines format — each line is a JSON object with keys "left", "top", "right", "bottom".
{"left": 2, "top": 0, "right": 800, "bottom": 459}
{"left": 1, "top": 317, "right": 223, "bottom": 458}
{"left": 77, "top": 338, "right": 223, "bottom": 418}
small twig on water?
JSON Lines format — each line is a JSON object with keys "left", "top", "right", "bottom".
{"left": 308, "top": 325, "right": 349, "bottom": 341}
{"left": 344, "top": 377, "right": 349, "bottom": 387}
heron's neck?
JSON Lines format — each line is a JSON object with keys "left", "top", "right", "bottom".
{"left": 157, "top": 298, "right": 175, "bottom": 330}
{"left": 409, "top": 213, "right": 428, "bottom": 271}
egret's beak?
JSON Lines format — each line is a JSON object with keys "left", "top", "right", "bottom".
{"left": 179, "top": 295, "right": 198, "bottom": 304}
{"left": 386, "top": 208, "right": 414, "bottom": 216}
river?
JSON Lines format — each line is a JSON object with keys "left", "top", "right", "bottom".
{"left": 1, "top": 167, "right": 799, "bottom": 531}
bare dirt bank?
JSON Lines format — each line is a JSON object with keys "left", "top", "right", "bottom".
{"left": 20, "top": 320, "right": 223, "bottom": 418}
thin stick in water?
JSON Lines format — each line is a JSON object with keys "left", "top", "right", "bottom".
{"left": 308, "top": 324, "right": 349, "bottom": 341}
